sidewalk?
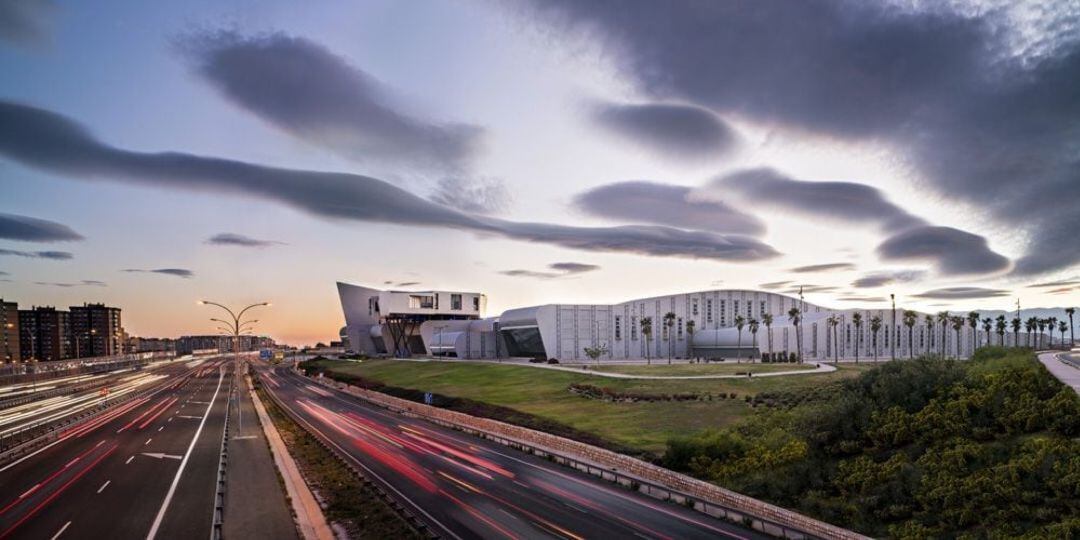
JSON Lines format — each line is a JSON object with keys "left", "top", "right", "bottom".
{"left": 397, "top": 356, "right": 838, "bottom": 379}
{"left": 1038, "top": 350, "right": 1080, "bottom": 395}
{"left": 224, "top": 369, "right": 301, "bottom": 540}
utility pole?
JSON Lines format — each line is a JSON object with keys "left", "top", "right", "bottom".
{"left": 891, "top": 294, "right": 896, "bottom": 361}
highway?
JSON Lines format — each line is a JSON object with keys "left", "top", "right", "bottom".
{"left": 259, "top": 364, "right": 767, "bottom": 540}
{"left": 0, "top": 357, "right": 236, "bottom": 539}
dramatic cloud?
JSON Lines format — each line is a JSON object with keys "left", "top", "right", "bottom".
{"left": 876, "top": 227, "right": 1010, "bottom": 276}
{"left": 500, "top": 261, "right": 601, "bottom": 279}
{"left": 912, "top": 287, "right": 1011, "bottom": 300}
{"left": 0, "top": 101, "right": 780, "bottom": 264}
{"left": 789, "top": 262, "right": 855, "bottom": 274}
{"left": 836, "top": 296, "right": 887, "bottom": 303}
{"left": 0, "top": 248, "right": 72, "bottom": 259}
{"left": 178, "top": 30, "right": 482, "bottom": 175}
{"left": 591, "top": 101, "right": 736, "bottom": 161}
{"left": 783, "top": 284, "right": 839, "bottom": 294}
{"left": 714, "top": 168, "right": 924, "bottom": 231}
{"left": 123, "top": 268, "right": 195, "bottom": 279}
{"left": 34, "top": 280, "right": 106, "bottom": 288}
{"left": 574, "top": 180, "right": 764, "bottom": 236}
{"left": 1027, "top": 279, "right": 1080, "bottom": 289}
{"left": 0, "top": 0, "right": 54, "bottom": 46}
{"left": 513, "top": 1, "right": 1080, "bottom": 275}
{"left": 851, "top": 269, "right": 927, "bottom": 289}
{"left": 0, "top": 212, "right": 83, "bottom": 242}
{"left": 429, "top": 176, "right": 510, "bottom": 215}
{"left": 713, "top": 168, "right": 1009, "bottom": 276}
{"left": 0, "top": 270, "right": 8, "bottom": 275}
{"left": 759, "top": 281, "right": 792, "bottom": 290}
{"left": 206, "top": 233, "right": 284, "bottom": 248}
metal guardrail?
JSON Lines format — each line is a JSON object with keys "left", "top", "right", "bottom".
{"left": 212, "top": 365, "right": 234, "bottom": 540}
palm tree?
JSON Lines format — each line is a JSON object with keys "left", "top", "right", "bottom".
{"left": 1037, "top": 318, "right": 1047, "bottom": 349}
{"left": 787, "top": 307, "right": 803, "bottom": 362}
{"left": 1067, "top": 307, "right": 1075, "bottom": 348}
{"left": 852, "top": 312, "right": 863, "bottom": 363}
{"left": 925, "top": 314, "right": 935, "bottom": 355}
{"left": 1047, "top": 317, "right": 1058, "bottom": 348}
{"left": 903, "top": 310, "right": 917, "bottom": 358}
{"left": 870, "top": 315, "right": 882, "bottom": 362}
{"left": 936, "top": 311, "right": 950, "bottom": 356}
{"left": 1010, "top": 317, "right": 1021, "bottom": 348}
{"left": 640, "top": 317, "right": 653, "bottom": 365}
{"left": 1059, "top": 321, "right": 1068, "bottom": 349}
{"left": 967, "top": 311, "right": 980, "bottom": 353}
{"left": 952, "top": 316, "right": 965, "bottom": 358}
{"left": 1025, "top": 317, "right": 1037, "bottom": 347}
{"left": 663, "top": 312, "right": 676, "bottom": 364}
{"left": 748, "top": 318, "right": 759, "bottom": 362}
{"left": 762, "top": 313, "right": 774, "bottom": 358}
{"left": 827, "top": 315, "right": 840, "bottom": 364}
{"left": 982, "top": 317, "right": 992, "bottom": 349}
{"left": 996, "top": 315, "right": 1007, "bottom": 346}
{"left": 733, "top": 315, "right": 745, "bottom": 364}
{"left": 686, "top": 319, "right": 696, "bottom": 360}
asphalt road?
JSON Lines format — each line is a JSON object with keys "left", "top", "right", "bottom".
{"left": 0, "top": 357, "right": 279, "bottom": 539}
{"left": 259, "top": 364, "right": 768, "bottom": 540}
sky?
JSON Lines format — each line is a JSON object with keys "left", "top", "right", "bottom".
{"left": 0, "top": 0, "right": 1078, "bottom": 345}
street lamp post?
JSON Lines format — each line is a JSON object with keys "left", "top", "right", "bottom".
{"left": 199, "top": 301, "right": 269, "bottom": 368}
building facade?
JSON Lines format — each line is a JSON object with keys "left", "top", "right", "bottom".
{"left": 340, "top": 285, "right": 1053, "bottom": 362}
{"left": 1, "top": 298, "right": 19, "bottom": 364}
{"left": 70, "top": 303, "right": 123, "bottom": 357}
{"left": 18, "top": 306, "right": 72, "bottom": 362}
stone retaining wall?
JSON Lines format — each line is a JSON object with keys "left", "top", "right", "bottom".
{"left": 311, "top": 374, "right": 868, "bottom": 540}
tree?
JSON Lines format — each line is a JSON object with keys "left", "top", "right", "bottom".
{"left": 686, "top": 319, "right": 696, "bottom": 360}
{"left": 748, "top": 318, "right": 759, "bottom": 362}
{"left": 1011, "top": 317, "right": 1021, "bottom": 348}
{"left": 936, "top": 311, "right": 950, "bottom": 356}
{"left": 870, "top": 315, "right": 882, "bottom": 362}
{"left": 1067, "top": 307, "right": 1075, "bottom": 348}
{"left": 734, "top": 314, "right": 745, "bottom": 364}
{"left": 827, "top": 315, "right": 840, "bottom": 364}
{"left": 762, "top": 313, "right": 774, "bottom": 358}
{"left": 1025, "top": 317, "right": 1037, "bottom": 347}
{"left": 641, "top": 317, "right": 653, "bottom": 365}
{"left": 951, "top": 316, "right": 965, "bottom": 358}
{"left": 1059, "top": 320, "right": 1068, "bottom": 349}
{"left": 996, "top": 315, "right": 1007, "bottom": 346}
{"left": 787, "top": 307, "right": 803, "bottom": 362}
{"left": 583, "top": 343, "right": 608, "bottom": 365}
{"left": 1037, "top": 318, "right": 1047, "bottom": 349}
{"left": 904, "top": 310, "right": 918, "bottom": 358}
{"left": 982, "top": 317, "right": 992, "bottom": 349}
{"left": 1047, "top": 317, "right": 1058, "bottom": 348}
{"left": 663, "top": 312, "right": 677, "bottom": 364}
{"left": 852, "top": 312, "right": 863, "bottom": 363}
{"left": 967, "top": 311, "right": 979, "bottom": 352}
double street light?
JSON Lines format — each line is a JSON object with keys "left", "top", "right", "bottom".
{"left": 198, "top": 301, "right": 270, "bottom": 366}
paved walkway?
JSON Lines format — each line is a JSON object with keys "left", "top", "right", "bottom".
{"left": 1038, "top": 350, "right": 1080, "bottom": 395}
{"left": 397, "top": 356, "right": 837, "bottom": 380}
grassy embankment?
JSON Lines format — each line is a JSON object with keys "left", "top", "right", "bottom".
{"left": 664, "top": 347, "right": 1080, "bottom": 538}
{"left": 300, "top": 358, "right": 870, "bottom": 455}
{"left": 254, "top": 385, "right": 423, "bottom": 539}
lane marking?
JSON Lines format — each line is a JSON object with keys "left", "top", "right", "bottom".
{"left": 158, "top": 426, "right": 164, "bottom": 432}
{"left": 140, "top": 453, "right": 182, "bottom": 461}
{"left": 97, "top": 480, "right": 111, "bottom": 494}
{"left": 50, "top": 520, "right": 71, "bottom": 540}
{"left": 144, "top": 438, "right": 152, "bottom": 446}
{"left": 126, "top": 456, "right": 135, "bottom": 465}
{"left": 18, "top": 483, "right": 41, "bottom": 499}
{"left": 145, "top": 364, "right": 225, "bottom": 540}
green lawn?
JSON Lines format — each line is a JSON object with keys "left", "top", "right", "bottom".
{"left": 309, "top": 359, "right": 870, "bottom": 454}
{"left": 590, "top": 362, "right": 816, "bottom": 376}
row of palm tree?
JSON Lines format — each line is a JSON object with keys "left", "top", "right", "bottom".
{"left": 634, "top": 305, "right": 1075, "bottom": 366}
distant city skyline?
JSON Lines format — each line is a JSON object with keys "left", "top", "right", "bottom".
{"left": 1, "top": 1, "right": 1077, "bottom": 345}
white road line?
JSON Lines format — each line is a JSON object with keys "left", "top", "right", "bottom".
{"left": 146, "top": 364, "right": 225, "bottom": 540}
{"left": 144, "top": 438, "right": 153, "bottom": 446}
{"left": 19, "top": 483, "right": 40, "bottom": 499}
{"left": 65, "top": 457, "right": 80, "bottom": 468}
{"left": 167, "top": 417, "right": 173, "bottom": 423}
{"left": 126, "top": 456, "right": 135, "bottom": 464}
{"left": 158, "top": 426, "right": 164, "bottom": 432}
{"left": 50, "top": 520, "right": 71, "bottom": 540}
{"left": 97, "top": 480, "right": 111, "bottom": 493}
